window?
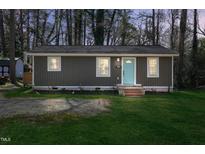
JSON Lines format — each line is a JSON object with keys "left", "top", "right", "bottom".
{"left": 96, "top": 57, "right": 110, "bottom": 77}
{"left": 147, "top": 57, "right": 159, "bottom": 78}
{"left": 3, "top": 66, "right": 9, "bottom": 76}
{"left": 3, "top": 66, "right": 8, "bottom": 72}
{"left": 47, "top": 57, "right": 61, "bottom": 71}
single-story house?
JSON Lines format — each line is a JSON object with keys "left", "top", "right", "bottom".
{"left": 25, "top": 45, "right": 178, "bottom": 96}
{"left": 0, "top": 58, "right": 24, "bottom": 78}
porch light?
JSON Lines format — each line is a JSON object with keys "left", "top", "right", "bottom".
{"left": 117, "top": 58, "right": 120, "bottom": 62}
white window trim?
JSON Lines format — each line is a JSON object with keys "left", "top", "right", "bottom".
{"left": 47, "top": 56, "right": 61, "bottom": 72}
{"left": 96, "top": 57, "right": 111, "bottom": 77}
{"left": 147, "top": 57, "right": 159, "bottom": 78}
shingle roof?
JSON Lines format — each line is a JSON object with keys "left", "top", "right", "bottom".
{"left": 0, "top": 60, "right": 10, "bottom": 66}
{"left": 27, "top": 45, "right": 178, "bottom": 54}
{"left": 0, "top": 58, "right": 22, "bottom": 66}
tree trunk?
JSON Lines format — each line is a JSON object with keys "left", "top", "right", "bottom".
{"left": 74, "top": 10, "right": 83, "bottom": 45}
{"left": 83, "top": 10, "right": 86, "bottom": 45}
{"left": 59, "top": 10, "right": 63, "bottom": 45}
{"left": 191, "top": 9, "right": 198, "bottom": 88}
{"left": 66, "top": 9, "right": 72, "bottom": 45}
{"left": 55, "top": 9, "right": 60, "bottom": 46}
{"left": 46, "top": 21, "right": 55, "bottom": 44}
{"left": 9, "top": 9, "right": 16, "bottom": 84}
{"left": 95, "top": 9, "right": 104, "bottom": 45}
{"left": 32, "top": 10, "right": 36, "bottom": 48}
{"left": 74, "top": 10, "right": 78, "bottom": 45}
{"left": 26, "top": 10, "right": 30, "bottom": 51}
{"left": 170, "top": 10, "right": 175, "bottom": 49}
{"left": 0, "top": 9, "right": 6, "bottom": 56}
{"left": 145, "top": 17, "right": 149, "bottom": 44}
{"left": 69, "top": 10, "right": 73, "bottom": 45}
{"left": 91, "top": 10, "right": 96, "bottom": 44}
{"left": 66, "top": 10, "right": 69, "bottom": 45}
{"left": 77, "top": 10, "right": 83, "bottom": 45}
{"left": 170, "top": 10, "right": 178, "bottom": 50}
{"left": 156, "top": 10, "right": 160, "bottom": 45}
{"left": 152, "top": 9, "right": 156, "bottom": 45}
{"left": 121, "top": 10, "right": 127, "bottom": 45}
{"left": 107, "top": 9, "right": 116, "bottom": 45}
{"left": 73, "top": 10, "right": 82, "bottom": 45}
{"left": 177, "top": 9, "right": 187, "bottom": 88}
{"left": 20, "top": 10, "right": 24, "bottom": 51}
{"left": 41, "top": 10, "right": 48, "bottom": 45}
{"left": 35, "top": 9, "right": 40, "bottom": 47}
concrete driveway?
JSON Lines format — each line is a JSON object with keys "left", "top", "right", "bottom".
{"left": 0, "top": 96, "right": 111, "bottom": 118}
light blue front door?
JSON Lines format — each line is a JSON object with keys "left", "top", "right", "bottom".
{"left": 123, "top": 58, "right": 135, "bottom": 85}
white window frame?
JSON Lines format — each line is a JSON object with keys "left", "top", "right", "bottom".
{"left": 96, "top": 57, "right": 111, "bottom": 77}
{"left": 147, "top": 57, "right": 159, "bottom": 78}
{"left": 47, "top": 56, "right": 61, "bottom": 72}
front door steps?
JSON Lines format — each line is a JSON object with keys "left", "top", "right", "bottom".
{"left": 117, "top": 84, "right": 145, "bottom": 96}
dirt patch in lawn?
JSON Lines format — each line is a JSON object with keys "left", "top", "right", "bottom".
{"left": 0, "top": 98, "right": 111, "bottom": 118}
{"left": 69, "top": 99, "right": 111, "bottom": 116}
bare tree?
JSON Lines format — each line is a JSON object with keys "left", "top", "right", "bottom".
{"left": 55, "top": 9, "right": 60, "bottom": 45}
{"left": 73, "top": 10, "right": 84, "bottom": 45}
{"left": 74, "top": 10, "right": 78, "bottom": 45}
{"left": 177, "top": 9, "right": 187, "bottom": 88}
{"left": 156, "top": 10, "right": 160, "bottom": 45}
{"left": 95, "top": 9, "right": 104, "bottom": 45}
{"left": 83, "top": 10, "right": 87, "bottom": 45}
{"left": 77, "top": 10, "right": 83, "bottom": 45}
{"left": 107, "top": 9, "right": 116, "bottom": 45}
{"left": 152, "top": 9, "right": 156, "bottom": 45}
{"left": 19, "top": 10, "right": 24, "bottom": 51}
{"left": 41, "top": 10, "right": 48, "bottom": 45}
{"left": 190, "top": 9, "right": 198, "bottom": 87}
{"left": 90, "top": 10, "right": 96, "bottom": 44}
{"left": 9, "top": 9, "right": 16, "bottom": 84}
{"left": 121, "top": 10, "right": 127, "bottom": 45}
{"left": 26, "top": 10, "right": 30, "bottom": 51}
{"left": 66, "top": 9, "right": 72, "bottom": 45}
{"left": 35, "top": 9, "right": 40, "bottom": 47}
{"left": 0, "top": 9, "right": 6, "bottom": 56}
{"left": 170, "top": 9, "right": 179, "bottom": 49}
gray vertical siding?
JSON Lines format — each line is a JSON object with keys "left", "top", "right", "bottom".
{"left": 136, "top": 57, "right": 172, "bottom": 86}
{"left": 34, "top": 56, "right": 121, "bottom": 86}
{"left": 34, "top": 56, "right": 172, "bottom": 87}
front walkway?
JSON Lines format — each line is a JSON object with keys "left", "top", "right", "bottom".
{"left": 0, "top": 98, "right": 111, "bottom": 118}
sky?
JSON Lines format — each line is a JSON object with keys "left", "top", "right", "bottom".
{"left": 198, "top": 9, "right": 205, "bottom": 28}
{"left": 132, "top": 9, "right": 205, "bottom": 37}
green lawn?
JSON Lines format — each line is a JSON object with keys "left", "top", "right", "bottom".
{"left": 0, "top": 89, "right": 205, "bottom": 144}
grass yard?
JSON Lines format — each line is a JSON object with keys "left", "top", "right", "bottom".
{"left": 0, "top": 89, "right": 205, "bottom": 144}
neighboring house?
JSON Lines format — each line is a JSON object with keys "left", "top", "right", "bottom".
{"left": 0, "top": 58, "right": 24, "bottom": 78}
{"left": 25, "top": 45, "right": 178, "bottom": 95}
